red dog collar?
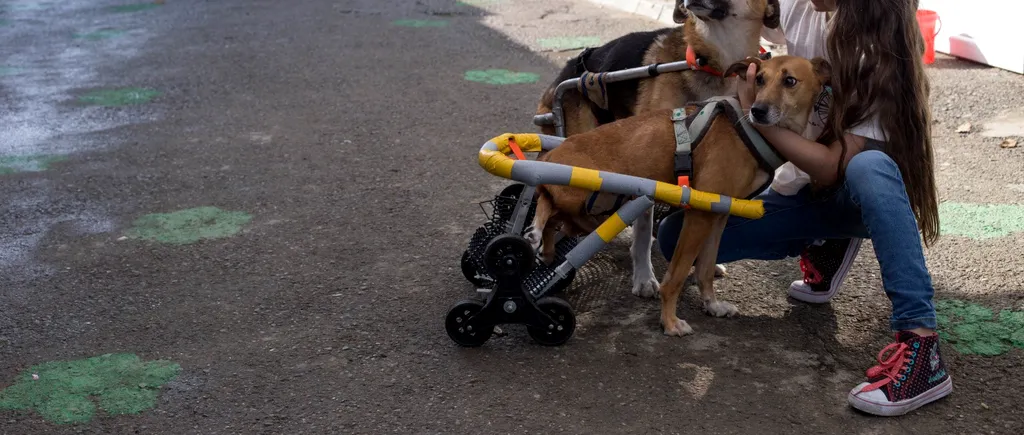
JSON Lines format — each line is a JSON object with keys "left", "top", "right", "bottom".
{"left": 686, "top": 46, "right": 769, "bottom": 77}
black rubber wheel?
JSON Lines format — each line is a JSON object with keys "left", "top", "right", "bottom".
{"left": 460, "top": 249, "right": 490, "bottom": 287}
{"left": 445, "top": 299, "right": 493, "bottom": 347}
{"left": 527, "top": 297, "right": 576, "bottom": 346}
{"left": 499, "top": 183, "right": 525, "bottom": 199}
{"left": 495, "top": 183, "right": 527, "bottom": 222}
{"left": 483, "top": 234, "right": 536, "bottom": 279}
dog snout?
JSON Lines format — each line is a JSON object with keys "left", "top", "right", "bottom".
{"left": 750, "top": 103, "right": 770, "bottom": 123}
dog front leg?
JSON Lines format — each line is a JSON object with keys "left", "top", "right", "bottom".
{"left": 630, "top": 206, "right": 660, "bottom": 298}
{"left": 694, "top": 215, "right": 737, "bottom": 317}
{"left": 659, "top": 210, "right": 715, "bottom": 337}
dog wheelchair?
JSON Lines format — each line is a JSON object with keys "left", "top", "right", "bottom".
{"left": 447, "top": 59, "right": 767, "bottom": 348}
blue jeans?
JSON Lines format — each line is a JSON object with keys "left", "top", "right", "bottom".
{"left": 657, "top": 150, "right": 936, "bottom": 331}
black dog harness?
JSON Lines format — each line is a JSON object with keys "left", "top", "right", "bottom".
{"left": 672, "top": 96, "right": 785, "bottom": 199}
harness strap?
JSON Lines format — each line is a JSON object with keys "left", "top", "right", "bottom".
{"left": 707, "top": 96, "right": 786, "bottom": 171}
{"left": 671, "top": 96, "right": 787, "bottom": 201}
{"left": 671, "top": 107, "right": 694, "bottom": 187}
{"left": 578, "top": 71, "right": 610, "bottom": 110}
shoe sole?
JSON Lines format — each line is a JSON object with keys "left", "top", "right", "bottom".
{"left": 788, "top": 238, "right": 863, "bottom": 304}
{"left": 848, "top": 377, "right": 953, "bottom": 417}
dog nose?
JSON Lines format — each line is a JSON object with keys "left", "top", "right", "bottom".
{"left": 750, "top": 104, "right": 769, "bottom": 122}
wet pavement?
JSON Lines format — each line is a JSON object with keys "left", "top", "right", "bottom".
{"left": 1, "top": 0, "right": 1023, "bottom": 433}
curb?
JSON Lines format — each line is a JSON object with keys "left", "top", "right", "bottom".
{"left": 585, "top": 0, "right": 784, "bottom": 53}
{"left": 588, "top": 0, "right": 677, "bottom": 26}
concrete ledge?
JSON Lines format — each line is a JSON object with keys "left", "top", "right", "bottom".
{"left": 588, "top": 0, "right": 677, "bottom": 26}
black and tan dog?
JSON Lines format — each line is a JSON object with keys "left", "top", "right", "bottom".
{"left": 531, "top": 0, "right": 780, "bottom": 300}
{"left": 535, "top": 0, "right": 780, "bottom": 137}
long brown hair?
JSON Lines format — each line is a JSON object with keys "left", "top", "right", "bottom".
{"left": 822, "top": 0, "right": 940, "bottom": 246}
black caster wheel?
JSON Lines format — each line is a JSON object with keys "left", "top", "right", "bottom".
{"left": 527, "top": 297, "right": 576, "bottom": 346}
{"left": 445, "top": 299, "right": 493, "bottom": 347}
{"left": 494, "top": 183, "right": 527, "bottom": 221}
{"left": 460, "top": 249, "right": 489, "bottom": 287}
{"left": 483, "top": 234, "right": 536, "bottom": 279}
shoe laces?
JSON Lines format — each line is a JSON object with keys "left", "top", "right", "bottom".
{"left": 859, "top": 341, "right": 918, "bottom": 393}
{"left": 798, "top": 251, "right": 823, "bottom": 285}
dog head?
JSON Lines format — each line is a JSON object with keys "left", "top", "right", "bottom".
{"left": 724, "top": 55, "right": 832, "bottom": 133}
{"left": 674, "top": 0, "right": 780, "bottom": 29}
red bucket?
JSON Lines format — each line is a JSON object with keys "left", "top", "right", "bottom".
{"left": 916, "top": 10, "right": 941, "bottom": 64}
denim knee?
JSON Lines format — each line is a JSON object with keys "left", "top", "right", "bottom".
{"left": 844, "top": 150, "right": 905, "bottom": 205}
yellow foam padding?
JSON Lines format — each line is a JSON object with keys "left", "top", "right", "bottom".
{"left": 493, "top": 133, "right": 544, "bottom": 154}
{"left": 727, "top": 198, "right": 765, "bottom": 219}
{"left": 653, "top": 181, "right": 765, "bottom": 219}
{"left": 653, "top": 182, "right": 684, "bottom": 205}
{"left": 569, "top": 167, "right": 603, "bottom": 191}
{"left": 478, "top": 147, "right": 514, "bottom": 178}
{"left": 595, "top": 213, "right": 628, "bottom": 243}
{"left": 688, "top": 190, "right": 720, "bottom": 211}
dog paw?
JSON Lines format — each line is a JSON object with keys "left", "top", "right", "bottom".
{"left": 714, "top": 264, "right": 727, "bottom": 277}
{"left": 631, "top": 277, "right": 660, "bottom": 298}
{"left": 662, "top": 317, "right": 694, "bottom": 337}
{"left": 704, "top": 300, "right": 738, "bottom": 318}
{"left": 524, "top": 226, "right": 541, "bottom": 251}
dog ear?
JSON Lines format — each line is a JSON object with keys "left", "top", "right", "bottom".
{"left": 811, "top": 57, "right": 832, "bottom": 86}
{"left": 673, "top": 0, "right": 689, "bottom": 24}
{"left": 724, "top": 57, "right": 762, "bottom": 80}
{"left": 763, "top": 0, "right": 781, "bottom": 29}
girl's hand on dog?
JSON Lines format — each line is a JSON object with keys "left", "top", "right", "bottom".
{"left": 737, "top": 62, "right": 758, "bottom": 114}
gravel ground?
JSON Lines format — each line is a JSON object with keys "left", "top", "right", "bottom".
{"left": 1, "top": 0, "right": 1022, "bottom": 433}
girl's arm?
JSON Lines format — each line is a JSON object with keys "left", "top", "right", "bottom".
{"left": 755, "top": 125, "right": 865, "bottom": 186}
{"left": 736, "top": 62, "right": 866, "bottom": 186}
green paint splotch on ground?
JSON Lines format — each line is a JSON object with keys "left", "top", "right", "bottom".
{"left": 74, "top": 29, "right": 126, "bottom": 40}
{"left": 0, "top": 66, "right": 25, "bottom": 76}
{"left": 9, "top": 2, "right": 52, "bottom": 11}
{"left": 464, "top": 69, "right": 540, "bottom": 85}
{"left": 391, "top": 19, "right": 449, "bottom": 28}
{"left": 538, "top": 36, "right": 601, "bottom": 51}
{"left": 0, "top": 155, "right": 66, "bottom": 174}
{"left": 108, "top": 3, "right": 163, "bottom": 13}
{"left": 936, "top": 299, "right": 1024, "bottom": 356}
{"left": 126, "top": 206, "right": 252, "bottom": 245}
{"left": 78, "top": 88, "right": 161, "bottom": 106}
{"left": 0, "top": 353, "right": 180, "bottom": 425}
{"left": 939, "top": 202, "right": 1024, "bottom": 240}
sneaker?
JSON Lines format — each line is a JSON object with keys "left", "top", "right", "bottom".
{"left": 787, "top": 238, "right": 863, "bottom": 303}
{"left": 848, "top": 331, "right": 953, "bottom": 417}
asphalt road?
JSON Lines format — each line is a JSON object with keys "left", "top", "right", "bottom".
{"left": 2, "top": 0, "right": 1023, "bottom": 434}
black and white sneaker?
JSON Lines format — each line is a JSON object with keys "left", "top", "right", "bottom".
{"left": 788, "top": 238, "right": 862, "bottom": 304}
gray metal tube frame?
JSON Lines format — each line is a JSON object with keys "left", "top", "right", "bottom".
{"left": 522, "top": 59, "right": 696, "bottom": 296}
{"left": 539, "top": 195, "right": 655, "bottom": 296}
{"left": 532, "top": 60, "right": 693, "bottom": 136}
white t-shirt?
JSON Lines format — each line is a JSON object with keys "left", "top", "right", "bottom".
{"left": 760, "top": 0, "right": 886, "bottom": 195}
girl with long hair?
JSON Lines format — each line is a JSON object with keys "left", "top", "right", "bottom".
{"left": 657, "top": 0, "right": 949, "bottom": 416}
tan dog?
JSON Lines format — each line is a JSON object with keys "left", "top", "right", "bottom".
{"left": 529, "top": 55, "right": 832, "bottom": 336}
{"left": 533, "top": 0, "right": 780, "bottom": 300}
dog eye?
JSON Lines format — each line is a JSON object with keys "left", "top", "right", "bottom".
{"left": 784, "top": 77, "right": 797, "bottom": 87}
{"left": 755, "top": 74, "right": 765, "bottom": 86}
